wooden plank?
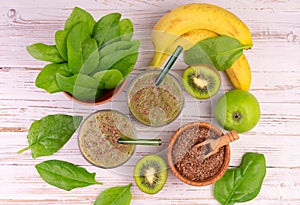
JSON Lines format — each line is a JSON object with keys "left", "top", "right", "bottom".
{"left": 0, "top": 164, "right": 299, "bottom": 204}
{"left": 0, "top": 0, "right": 300, "bottom": 204}
{"left": 1, "top": 128, "right": 300, "bottom": 168}
{"left": 0, "top": 1, "right": 299, "bottom": 67}
{"left": 1, "top": 68, "right": 299, "bottom": 132}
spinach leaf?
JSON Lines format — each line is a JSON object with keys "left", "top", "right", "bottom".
{"left": 96, "top": 40, "right": 140, "bottom": 71}
{"left": 67, "top": 22, "right": 91, "bottom": 73}
{"left": 17, "top": 114, "right": 82, "bottom": 158}
{"left": 119, "top": 18, "right": 133, "bottom": 41}
{"left": 214, "top": 152, "right": 266, "bottom": 205}
{"left": 27, "top": 43, "right": 65, "bottom": 63}
{"left": 35, "top": 63, "right": 72, "bottom": 93}
{"left": 55, "top": 30, "right": 69, "bottom": 60}
{"left": 104, "top": 19, "right": 121, "bottom": 45}
{"left": 36, "top": 160, "right": 102, "bottom": 191}
{"left": 93, "top": 69, "right": 124, "bottom": 89}
{"left": 56, "top": 73, "right": 103, "bottom": 102}
{"left": 81, "top": 38, "right": 100, "bottom": 75}
{"left": 111, "top": 52, "right": 138, "bottom": 77}
{"left": 29, "top": 8, "right": 139, "bottom": 98}
{"left": 98, "top": 40, "right": 137, "bottom": 60}
{"left": 93, "top": 13, "right": 121, "bottom": 47}
{"left": 93, "top": 15, "right": 134, "bottom": 47}
{"left": 184, "top": 35, "right": 252, "bottom": 71}
{"left": 64, "top": 7, "right": 95, "bottom": 34}
{"left": 94, "top": 183, "right": 132, "bottom": 205}
{"left": 55, "top": 7, "right": 95, "bottom": 60}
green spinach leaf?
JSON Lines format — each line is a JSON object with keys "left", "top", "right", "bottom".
{"left": 55, "top": 30, "right": 69, "bottom": 60}
{"left": 92, "top": 13, "right": 121, "bottom": 47}
{"left": 29, "top": 8, "right": 139, "bottom": 98}
{"left": 55, "top": 7, "right": 95, "bottom": 60}
{"left": 98, "top": 40, "right": 136, "bottom": 60}
{"left": 104, "top": 19, "right": 121, "bottom": 45}
{"left": 96, "top": 40, "right": 140, "bottom": 71}
{"left": 27, "top": 43, "right": 65, "bottom": 63}
{"left": 184, "top": 35, "right": 252, "bottom": 71}
{"left": 119, "top": 18, "right": 133, "bottom": 41}
{"left": 17, "top": 114, "right": 82, "bottom": 158}
{"left": 64, "top": 7, "right": 95, "bottom": 33}
{"left": 214, "top": 152, "right": 266, "bottom": 205}
{"left": 36, "top": 160, "right": 102, "bottom": 191}
{"left": 56, "top": 73, "right": 103, "bottom": 102}
{"left": 67, "top": 22, "right": 91, "bottom": 73}
{"left": 111, "top": 52, "right": 138, "bottom": 77}
{"left": 93, "top": 69, "right": 124, "bottom": 89}
{"left": 94, "top": 183, "right": 132, "bottom": 205}
{"left": 93, "top": 15, "right": 134, "bottom": 47}
{"left": 35, "top": 63, "right": 72, "bottom": 93}
{"left": 81, "top": 38, "right": 99, "bottom": 75}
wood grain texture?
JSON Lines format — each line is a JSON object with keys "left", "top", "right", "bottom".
{"left": 0, "top": 0, "right": 300, "bottom": 204}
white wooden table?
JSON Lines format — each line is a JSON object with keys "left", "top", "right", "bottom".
{"left": 1, "top": 0, "right": 299, "bottom": 204}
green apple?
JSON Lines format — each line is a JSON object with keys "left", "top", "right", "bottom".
{"left": 214, "top": 89, "right": 260, "bottom": 133}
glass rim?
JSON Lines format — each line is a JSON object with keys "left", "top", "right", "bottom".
{"left": 77, "top": 109, "right": 136, "bottom": 169}
{"left": 126, "top": 69, "right": 185, "bottom": 127}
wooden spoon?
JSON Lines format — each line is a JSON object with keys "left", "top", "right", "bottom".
{"left": 193, "top": 130, "right": 239, "bottom": 160}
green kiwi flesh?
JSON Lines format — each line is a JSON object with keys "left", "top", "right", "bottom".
{"left": 133, "top": 155, "right": 168, "bottom": 194}
{"left": 182, "top": 65, "right": 221, "bottom": 99}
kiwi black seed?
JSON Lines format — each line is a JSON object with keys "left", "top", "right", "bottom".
{"left": 182, "top": 65, "right": 221, "bottom": 99}
{"left": 133, "top": 154, "right": 168, "bottom": 194}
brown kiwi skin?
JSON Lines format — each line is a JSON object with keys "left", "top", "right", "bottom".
{"left": 182, "top": 64, "right": 221, "bottom": 99}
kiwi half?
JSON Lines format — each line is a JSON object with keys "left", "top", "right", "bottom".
{"left": 182, "top": 65, "right": 221, "bottom": 99}
{"left": 133, "top": 155, "right": 168, "bottom": 194}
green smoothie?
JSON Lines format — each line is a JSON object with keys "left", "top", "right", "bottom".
{"left": 128, "top": 70, "right": 184, "bottom": 127}
{"left": 78, "top": 110, "right": 135, "bottom": 168}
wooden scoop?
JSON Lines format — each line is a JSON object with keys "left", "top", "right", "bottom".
{"left": 193, "top": 130, "right": 239, "bottom": 160}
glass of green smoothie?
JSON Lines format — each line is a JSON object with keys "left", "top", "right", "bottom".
{"left": 78, "top": 110, "right": 136, "bottom": 169}
{"left": 127, "top": 69, "right": 184, "bottom": 127}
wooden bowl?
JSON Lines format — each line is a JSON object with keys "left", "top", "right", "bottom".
{"left": 63, "top": 80, "right": 126, "bottom": 106}
{"left": 167, "top": 122, "right": 230, "bottom": 186}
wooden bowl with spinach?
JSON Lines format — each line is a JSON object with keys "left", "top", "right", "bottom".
{"left": 27, "top": 7, "right": 140, "bottom": 105}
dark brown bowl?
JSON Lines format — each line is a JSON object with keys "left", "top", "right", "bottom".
{"left": 168, "top": 122, "right": 230, "bottom": 186}
{"left": 63, "top": 80, "right": 126, "bottom": 106}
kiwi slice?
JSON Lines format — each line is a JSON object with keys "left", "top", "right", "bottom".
{"left": 182, "top": 65, "right": 221, "bottom": 99}
{"left": 133, "top": 155, "right": 168, "bottom": 194}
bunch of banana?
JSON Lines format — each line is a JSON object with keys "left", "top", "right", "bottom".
{"left": 150, "top": 3, "right": 252, "bottom": 90}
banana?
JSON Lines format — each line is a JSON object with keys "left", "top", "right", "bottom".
{"left": 159, "top": 28, "right": 252, "bottom": 90}
{"left": 151, "top": 3, "right": 253, "bottom": 66}
{"left": 156, "top": 29, "right": 218, "bottom": 67}
{"left": 225, "top": 54, "right": 251, "bottom": 91}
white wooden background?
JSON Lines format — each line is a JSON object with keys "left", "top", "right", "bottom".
{"left": 0, "top": 0, "right": 299, "bottom": 204}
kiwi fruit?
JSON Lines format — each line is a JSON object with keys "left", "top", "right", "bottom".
{"left": 182, "top": 65, "right": 221, "bottom": 99}
{"left": 133, "top": 154, "right": 168, "bottom": 194}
